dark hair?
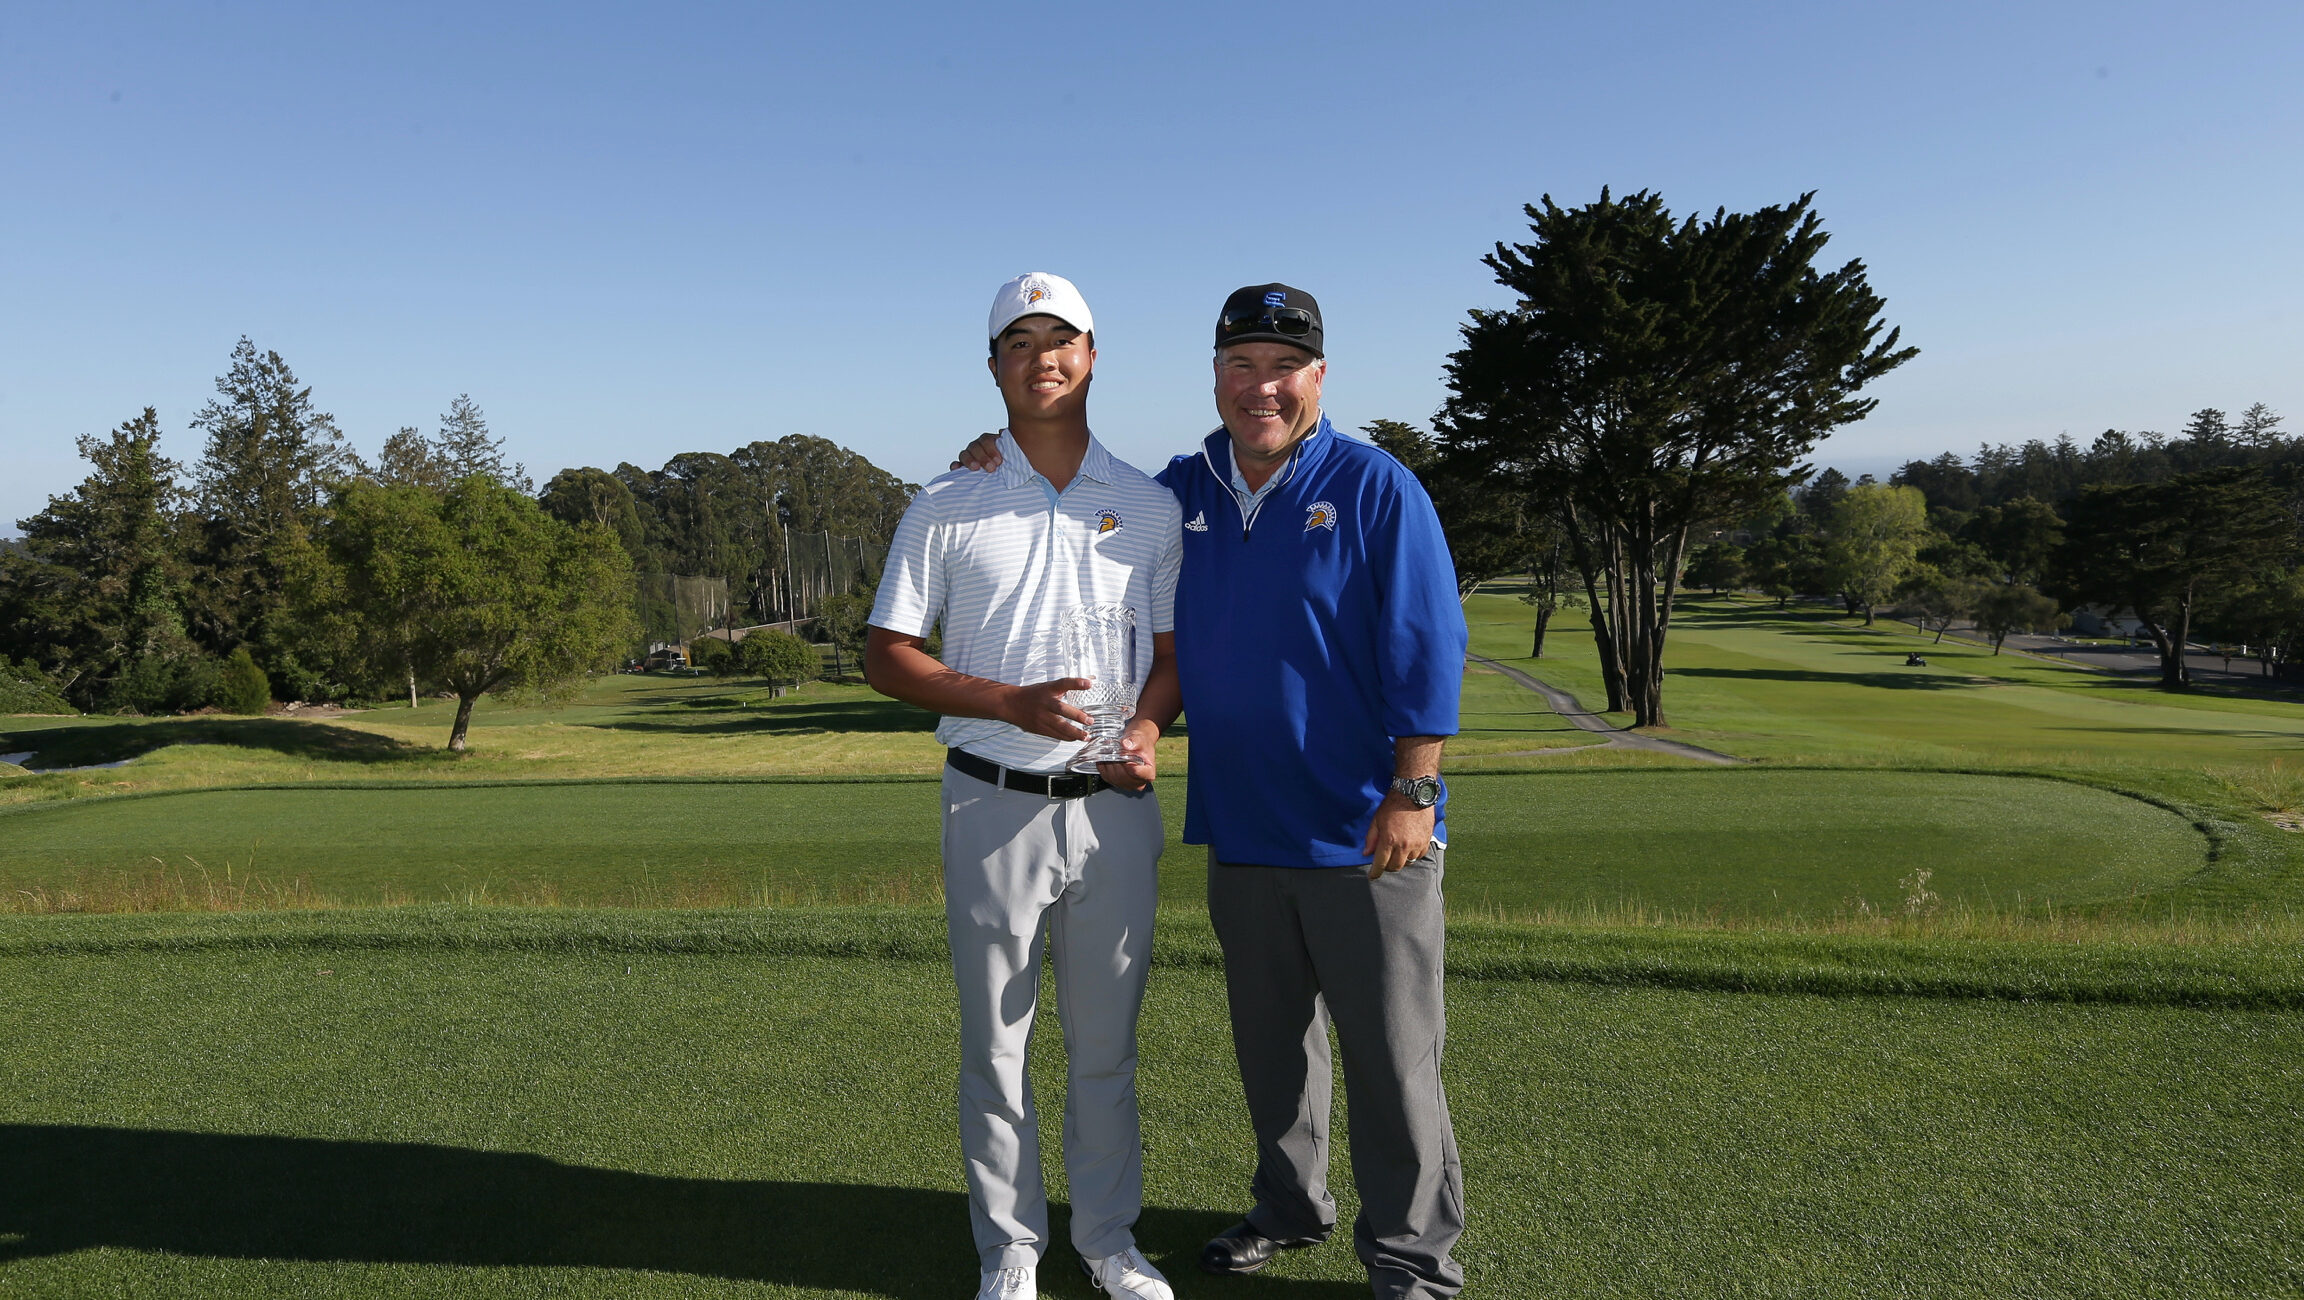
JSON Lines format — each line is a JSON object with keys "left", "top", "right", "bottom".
{"left": 991, "top": 326, "right": 1092, "bottom": 358}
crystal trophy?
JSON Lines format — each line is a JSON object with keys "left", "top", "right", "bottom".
{"left": 1059, "top": 602, "right": 1139, "bottom": 773}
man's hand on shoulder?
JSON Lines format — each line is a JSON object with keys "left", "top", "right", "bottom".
{"left": 1096, "top": 716, "right": 1161, "bottom": 791}
{"left": 950, "top": 432, "right": 1004, "bottom": 473}
{"left": 1001, "top": 677, "right": 1093, "bottom": 742}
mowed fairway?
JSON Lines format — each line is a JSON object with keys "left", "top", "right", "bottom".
{"left": 0, "top": 769, "right": 2210, "bottom": 916}
{"left": 1464, "top": 592, "right": 2304, "bottom": 771}
{"left": 1, "top": 912, "right": 2297, "bottom": 1299}
{"left": 3, "top": 598, "right": 2300, "bottom": 1296}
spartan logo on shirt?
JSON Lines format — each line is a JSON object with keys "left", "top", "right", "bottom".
{"left": 1304, "top": 500, "right": 1338, "bottom": 532}
{"left": 1184, "top": 510, "right": 1208, "bottom": 532}
{"left": 1094, "top": 508, "right": 1123, "bottom": 534}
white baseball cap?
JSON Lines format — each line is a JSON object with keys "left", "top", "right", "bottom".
{"left": 988, "top": 271, "right": 1093, "bottom": 341}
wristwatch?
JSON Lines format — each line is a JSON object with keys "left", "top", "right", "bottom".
{"left": 1388, "top": 775, "right": 1441, "bottom": 809}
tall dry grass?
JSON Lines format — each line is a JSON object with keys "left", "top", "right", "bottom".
{"left": 2219, "top": 757, "right": 2304, "bottom": 814}
{"left": 14, "top": 861, "right": 2296, "bottom": 949}
{"left": 4, "top": 860, "right": 943, "bottom": 915}
{"left": 1438, "top": 891, "right": 2304, "bottom": 947}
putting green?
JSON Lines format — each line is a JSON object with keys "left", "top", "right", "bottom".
{"left": 1445, "top": 769, "right": 2208, "bottom": 916}
{"left": 0, "top": 770, "right": 2208, "bottom": 917}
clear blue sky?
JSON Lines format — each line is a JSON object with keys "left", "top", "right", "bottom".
{"left": 5, "top": 2, "right": 2299, "bottom": 534}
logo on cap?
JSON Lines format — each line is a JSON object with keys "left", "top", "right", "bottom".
{"left": 1263, "top": 291, "right": 1286, "bottom": 307}
{"left": 1305, "top": 501, "right": 1337, "bottom": 532}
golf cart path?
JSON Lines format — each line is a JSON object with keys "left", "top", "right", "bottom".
{"left": 1468, "top": 654, "right": 1743, "bottom": 765}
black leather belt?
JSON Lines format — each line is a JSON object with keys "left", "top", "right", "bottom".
{"left": 947, "top": 748, "right": 1108, "bottom": 800}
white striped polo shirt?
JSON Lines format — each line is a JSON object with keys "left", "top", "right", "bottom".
{"left": 870, "top": 428, "right": 1183, "bottom": 773}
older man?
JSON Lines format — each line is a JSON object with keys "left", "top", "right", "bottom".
{"left": 960, "top": 284, "right": 1469, "bottom": 1299}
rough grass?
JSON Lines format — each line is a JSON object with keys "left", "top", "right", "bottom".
{"left": 7, "top": 908, "right": 2300, "bottom": 1009}
{"left": 0, "top": 769, "right": 2224, "bottom": 920}
{"left": 1, "top": 909, "right": 2298, "bottom": 1298}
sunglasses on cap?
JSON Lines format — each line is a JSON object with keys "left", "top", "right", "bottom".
{"left": 1218, "top": 306, "right": 1317, "bottom": 340}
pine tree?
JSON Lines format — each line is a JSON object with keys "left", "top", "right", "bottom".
{"left": 434, "top": 394, "right": 530, "bottom": 491}
{"left": 9, "top": 409, "right": 211, "bottom": 710}
{"left": 376, "top": 426, "right": 449, "bottom": 490}
{"left": 2235, "top": 403, "right": 2286, "bottom": 450}
{"left": 185, "top": 338, "right": 357, "bottom": 691}
{"left": 2182, "top": 408, "right": 2233, "bottom": 447}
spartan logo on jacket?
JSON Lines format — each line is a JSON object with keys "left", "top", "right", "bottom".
{"left": 1304, "top": 500, "right": 1338, "bottom": 532}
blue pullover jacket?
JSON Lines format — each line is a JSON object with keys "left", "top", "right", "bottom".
{"left": 1156, "top": 418, "right": 1468, "bottom": 867}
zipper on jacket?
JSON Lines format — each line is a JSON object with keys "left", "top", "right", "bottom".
{"left": 1200, "top": 437, "right": 1302, "bottom": 540}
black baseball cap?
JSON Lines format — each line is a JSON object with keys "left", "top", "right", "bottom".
{"left": 1215, "top": 283, "right": 1323, "bottom": 358}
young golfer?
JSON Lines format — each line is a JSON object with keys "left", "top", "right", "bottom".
{"left": 865, "top": 272, "right": 1184, "bottom": 1300}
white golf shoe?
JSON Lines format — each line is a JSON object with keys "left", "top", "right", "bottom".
{"left": 976, "top": 1264, "right": 1035, "bottom": 1299}
{"left": 1082, "top": 1246, "right": 1175, "bottom": 1299}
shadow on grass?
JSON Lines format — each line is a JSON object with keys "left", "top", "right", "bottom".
{"left": 0, "top": 719, "right": 429, "bottom": 770}
{"left": 2053, "top": 724, "right": 2304, "bottom": 742}
{"left": 1461, "top": 716, "right": 1588, "bottom": 736}
{"left": 605, "top": 698, "right": 942, "bottom": 735}
{"left": 1666, "top": 667, "right": 1973, "bottom": 691}
{"left": 0, "top": 1125, "right": 1356, "bottom": 1297}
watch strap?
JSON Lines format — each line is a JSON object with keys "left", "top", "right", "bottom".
{"left": 1389, "top": 775, "right": 1441, "bottom": 808}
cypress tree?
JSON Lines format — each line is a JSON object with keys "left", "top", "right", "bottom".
{"left": 218, "top": 646, "right": 272, "bottom": 715}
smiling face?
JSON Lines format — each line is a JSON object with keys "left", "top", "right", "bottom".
{"left": 1215, "top": 342, "right": 1326, "bottom": 477}
{"left": 987, "top": 314, "right": 1094, "bottom": 425}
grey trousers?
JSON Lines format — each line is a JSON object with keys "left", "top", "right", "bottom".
{"left": 1208, "top": 849, "right": 1466, "bottom": 1300}
{"left": 941, "top": 766, "right": 1163, "bottom": 1272}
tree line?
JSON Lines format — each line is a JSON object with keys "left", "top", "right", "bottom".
{"left": 538, "top": 439, "right": 913, "bottom": 632}
{"left": 1659, "top": 407, "right": 2301, "bottom": 692}
{"left": 11, "top": 191, "right": 2291, "bottom": 740}
{"left": 1382, "top": 188, "right": 2297, "bottom": 718}
{"left": 0, "top": 338, "right": 916, "bottom": 747}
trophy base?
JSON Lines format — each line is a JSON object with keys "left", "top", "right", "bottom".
{"left": 1067, "top": 706, "right": 1135, "bottom": 774}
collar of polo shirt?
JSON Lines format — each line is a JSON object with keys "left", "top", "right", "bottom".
{"left": 994, "top": 428, "right": 1124, "bottom": 492}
